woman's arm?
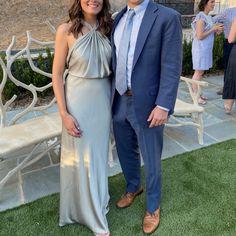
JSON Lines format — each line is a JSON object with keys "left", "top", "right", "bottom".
{"left": 228, "top": 19, "right": 236, "bottom": 43}
{"left": 52, "top": 23, "right": 69, "bottom": 117}
{"left": 52, "top": 23, "right": 81, "bottom": 137}
{"left": 195, "top": 19, "right": 223, "bottom": 40}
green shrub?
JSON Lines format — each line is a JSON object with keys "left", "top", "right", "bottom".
{"left": 0, "top": 54, "right": 18, "bottom": 103}
{"left": 211, "top": 34, "right": 224, "bottom": 72}
{"left": 182, "top": 39, "right": 193, "bottom": 75}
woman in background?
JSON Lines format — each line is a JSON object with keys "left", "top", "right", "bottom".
{"left": 52, "top": 0, "right": 112, "bottom": 235}
{"left": 191, "top": 0, "right": 224, "bottom": 104}
{"left": 223, "top": 18, "right": 236, "bottom": 113}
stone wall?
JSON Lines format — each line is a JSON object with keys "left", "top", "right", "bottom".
{"left": 0, "top": 0, "right": 72, "bottom": 50}
{"left": 155, "top": 0, "right": 195, "bottom": 15}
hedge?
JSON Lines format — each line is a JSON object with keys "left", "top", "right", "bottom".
{"left": 0, "top": 35, "right": 224, "bottom": 101}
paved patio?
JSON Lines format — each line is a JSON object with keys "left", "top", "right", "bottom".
{"left": 0, "top": 74, "right": 236, "bottom": 212}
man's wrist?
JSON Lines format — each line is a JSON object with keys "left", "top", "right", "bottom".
{"left": 156, "top": 105, "right": 169, "bottom": 112}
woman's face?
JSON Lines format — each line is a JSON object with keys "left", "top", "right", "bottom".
{"left": 205, "top": 0, "right": 215, "bottom": 12}
{"left": 80, "top": 0, "right": 103, "bottom": 16}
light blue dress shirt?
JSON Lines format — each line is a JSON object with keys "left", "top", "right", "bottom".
{"left": 114, "top": 0, "right": 169, "bottom": 112}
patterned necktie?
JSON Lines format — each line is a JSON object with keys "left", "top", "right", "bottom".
{"left": 115, "top": 9, "right": 135, "bottom": 95}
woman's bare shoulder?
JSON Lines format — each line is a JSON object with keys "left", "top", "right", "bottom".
{"left": 57, "top": 22, "right": 71, "bottom": 35}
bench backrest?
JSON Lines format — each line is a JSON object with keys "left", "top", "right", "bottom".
{"left": 0, "top": 31, "right": 56, "bottom": 128}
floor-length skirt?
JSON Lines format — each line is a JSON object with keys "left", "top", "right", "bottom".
{"left": 59, "top": 75, "right": 111, "bottom": 235}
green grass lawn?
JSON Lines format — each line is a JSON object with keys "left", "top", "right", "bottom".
{"left": 1, "top": 140, "right": 236, "bottom": 236}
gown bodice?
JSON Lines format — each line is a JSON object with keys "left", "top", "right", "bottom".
{"left": 66, "top": 21, "right": 112, "bottom": 79}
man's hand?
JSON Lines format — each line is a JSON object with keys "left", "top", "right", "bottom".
{"left": 147, "top": 106, "right": 168, "bottom": 128}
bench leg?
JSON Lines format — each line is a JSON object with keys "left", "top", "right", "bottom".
{"left": 196, "top": 113, "right": 204, "bottom": 145}
{"left": 0, "top": 144, "right": 39, "bottom": 192}
{"left": 46, "top": 138, "right": 61, "bottom": 165}
{"left": 0, "top": 139, "right": 60, "bottom": 193}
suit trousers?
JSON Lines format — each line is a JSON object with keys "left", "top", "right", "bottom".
{"left": 112, "top": 93, "right": 164, "bottom": 213}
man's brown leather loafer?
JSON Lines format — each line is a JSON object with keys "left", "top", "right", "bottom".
{"left": 143, "top": 208, "right": 160, "bottom": 235}
{"left": 116, "top": 187, "right": 144, "bottom": 209}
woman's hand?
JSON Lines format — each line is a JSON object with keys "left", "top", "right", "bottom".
{"left": 61, "top": 112, "right": 82, "bottom": 138}
{"left": 213, "top": 23, "right": 224, "bottom": 34}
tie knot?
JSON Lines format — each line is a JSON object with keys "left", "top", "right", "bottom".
{"left": 128, "top": 9, "right": 135, "bottom": 19}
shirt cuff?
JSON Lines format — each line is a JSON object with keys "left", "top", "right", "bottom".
{"left": 156, "top": 105, "right": 169, "bottom": 112}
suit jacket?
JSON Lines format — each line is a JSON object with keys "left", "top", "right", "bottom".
{"left": 111, "top": 0, "right": 183, "bottom": 127}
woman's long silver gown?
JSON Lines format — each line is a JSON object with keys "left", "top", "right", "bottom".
{"left": 59, "top": 22, "right": 111, "bottom": 235}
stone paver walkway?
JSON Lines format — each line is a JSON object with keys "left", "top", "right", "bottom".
{"left": 1, "top": 74, "right": 236, "bottom": 212}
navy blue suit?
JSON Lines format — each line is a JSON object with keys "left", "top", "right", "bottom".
{"left": 111, "top": 1, "right": 182, "bottom": 213}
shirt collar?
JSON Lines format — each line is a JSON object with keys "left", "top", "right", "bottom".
{"left": 127, "top": 0, "right": 149, "bottom": 15}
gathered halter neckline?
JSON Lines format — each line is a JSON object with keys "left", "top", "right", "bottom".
{"left": 81, "top": 19, "right": 99, "bottom": 31}
{"left": 67, "top": 20, "right": 102, "bottom": 66}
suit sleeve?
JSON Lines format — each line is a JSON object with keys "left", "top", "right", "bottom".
{"left": 155, "top": 12, "right": 183, "bottom": 115}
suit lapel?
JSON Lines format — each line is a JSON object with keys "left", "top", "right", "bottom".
{"left": 111, "top": 7, "right": 127, "bottom": 71}
{"left": 111, "top": 7, "right": 127, "bottom": 37}
{"left": 132, "top": 1, "right": 159, "bottom": 69}
{"left": 111, "top": 7, "right": 127, "bottom": 49}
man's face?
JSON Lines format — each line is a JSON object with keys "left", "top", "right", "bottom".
{"left": 128, "top": 0, "right": 144, "bottom": 8}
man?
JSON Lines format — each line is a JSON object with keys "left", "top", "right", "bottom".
{"left": 111, "top": 0, "right": 182, "bottom": 234}
{"left": 214, "top": 6, "right": 236, "bottom": 95}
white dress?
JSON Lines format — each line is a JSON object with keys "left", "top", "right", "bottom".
{"left": 59, "top": 22, "right": 112, "bottom": 235}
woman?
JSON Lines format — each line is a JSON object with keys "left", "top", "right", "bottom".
{"left": 52, "top": 0, "right": 112, "bottom": 235}
{"left": 191, "top": 0, "right": 224, "bottom": 104}
{"left": 223, "top": 18, "right": 236, "bottom": 113}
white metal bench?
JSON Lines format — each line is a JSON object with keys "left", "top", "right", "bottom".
{"left": 166, "top": 76, "right": 208, "bottom": 145}
{"left": 0, "top": 32, "right": 62, "bottom": 192}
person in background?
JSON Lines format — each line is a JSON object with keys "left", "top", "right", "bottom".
{"left": 52, "top": 0, "right": 112, "bottom": 235}
{"left": 213, "top": 6, "right": 236, "bottom": 95}
{"left": 223, "top": 18, "right": 236, "bottom": 114}
{"left": 191, "top": 0, "right": 224, "bottom": 105}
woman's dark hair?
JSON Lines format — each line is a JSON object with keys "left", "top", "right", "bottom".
{"left": 67, "top": 0, "right": 112, "bottom": 37}
{"left": 198, "top": 0, "right": 210, "bottom": 11}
